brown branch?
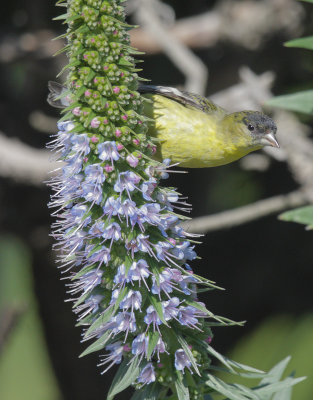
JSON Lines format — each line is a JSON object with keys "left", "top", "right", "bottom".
{"left": 182, "top": 190, "right": 307, "bottom": 234}
{"left": 0, "top": 132, "right": 60, "bottom": 185}
{"left": 133, "top": 0, "right": 208, "bottom": 94}
{"left": 129, "top": 0, "right": 304, "bottom": 54}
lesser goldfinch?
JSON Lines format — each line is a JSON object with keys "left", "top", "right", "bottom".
{"left": 48, "top": 82, "right": 279, "bottom": 168}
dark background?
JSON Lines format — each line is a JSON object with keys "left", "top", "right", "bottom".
{"left": 0, "top": 1, "right": 312, "bottom": 399}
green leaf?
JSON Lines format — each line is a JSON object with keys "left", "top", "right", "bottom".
{"left": 253, "top": 376, "right": 306, "bottom": 397}
{"left": 299, "top": 0, "right": 313, "bottom": 3}
{"left": 174, "top": 371, "right": 190, "bottom": 400}
{"left": 272, "top": 386, "right": 292, "bottom": 400}
{"left": 266, "top": 90, "right": 313, "bottom": 115}
{"left": 147, "top": 331, "right": 160, "bottom": 360}
{"left": 177, "top": 335, "right": 200, "bottom": 375}
{"left": 53, "top": 13, "right": 68, "bottom": 21}
{"left": 130, "top": 383, "right": 163, "bottom": 400}
{"left": 184, "top": 299, "right": 242, "bottom": 326}
{"left": 107, "top": 357, "right": 141, "bottom": 400}
{"left": 205, "top": 374, "right": 257, "bottom": 400}
{"left": 279, "top": 205, "right": 313, "bottom": 229}
{"left": 285, "top": 36, "right": 313, "bottom": 50}
{"left": 83, "top": 306, "right": 114, "bottom": 338}
{"left": 259, "top": 357, "right": 290, "bottom": 387}
{"left": 113, "top": 286, "right": 128, "bottom": 313}
{"left": 148, "top": 294, "right": 168, "bottom": 326}
{"left": 79, "top": 330, "right": 112, "bottom": 358}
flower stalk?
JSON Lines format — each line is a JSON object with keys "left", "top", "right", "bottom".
{"left": 48, "top": 1, "right": 303, "bottom": 399}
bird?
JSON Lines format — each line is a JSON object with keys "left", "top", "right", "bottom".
{"left": 48, "top": 82, "right": 279, "bottom": 168}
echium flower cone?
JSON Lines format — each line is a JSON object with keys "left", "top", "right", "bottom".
{"left": 48, "top": 1, "right": 239, "bottom": 399}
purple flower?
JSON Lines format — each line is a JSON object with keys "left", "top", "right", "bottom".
{"left": 132, "top": 333, "right": 148, "bottom": 356}
{"left": 154, "top": 241, "right": 176, "bottom": 265}
{"left": 98, "top": 341, "right": 124, "bottom": 373}
{"left": 102, "top": 223, "right": 121, "bottom": 242}
{"left": 63, "top": 156, "right": 83, "bottom": 177}
{"left": 174, "top": 349, "right": 192, "bottom": 372}
{"left": 171, "top": 241, "right": 197, "bottom": 261}
{"left": 154, "top": 337, "right": 166, "bottom": 361}
{"left": 86, "top": 245, "right": 111, "bottom": 266}
{"left": 69, "top": 269, "right": 103, "bottom": 295}
{"left": 70, "top": 204, "right": 91, "bottom": 227}
{"left": 141, "top": 178, "right": 157, "bottom": 201}
{"left": 110, "top": 289, "right": 119, "bottom": 305}
{"left": 162, "top": 297, "right": 180, "bottom": 321}
{"left": 136, "top": 234, "right": 153, "bottom": 255}
{"left": 71, "top": 134, "right": 90, "bottom": 155}
{"left": 112, "top": 312, "right": 137, "bottom": 336}
{"left": 126, "top": 154, "right": 139, "bottom": 167}
{"left": 178, "top": 306, "right": 203, "bottom": 329}
{"left": 151, "top": 269, "right": 174, "bottom": 296}
{"left": 81, "top": 181, "right": 103, "bottom": 204}
{"left": 144, "top": 305, "right": 162, "bottom": 329}
{"left": 140, "top": 203, "right": 161, "bottom": 225}
{"left": 120, "top": 290, "right": 142, "bottom": 311}
{"left": 179, "top": 274, "right": 198, "bottom": 295}
{"left": 75, "top": 294, "right": 103, "bottom": 320}
{"left": 103, "top": 197, "right": 121, "bottom": 221}
{"left": 128, "top": 259, "right": 151, "bottom": 286}
{"left": 138, "top": 363, "right": 155, "bottom": 385}
{"left": 113, "top": 264, "right": 126, "bottom": 285}
{"left": 114, "top": 171, "right": 141, "bottom": 197}
{"left": 89, "top": 220, "right": 105, "bottom": 237}
{"left": 58, "top": 120, "right": 75, "bottom": 133}
{"left": 84, "top": 163, "right": 106, "bottom": 184}
{"left": 125, "top": 239, "right": 138, "bottom": 258}
{"left": 64, "top": 229, "right": 86, "bottom": 252}
{"left": 98, "top": 141, "right": 120, "bottom": 164}
{"left": 119, "top": 199, "right": 137, "bottom": 223}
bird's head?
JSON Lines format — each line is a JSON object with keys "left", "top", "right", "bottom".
{"left": 221, "top": 111, "right": 279, "bottom": 150}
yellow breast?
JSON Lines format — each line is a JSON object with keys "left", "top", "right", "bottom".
{"left": 144, "top": 95, "right": 251, "bottom": 168}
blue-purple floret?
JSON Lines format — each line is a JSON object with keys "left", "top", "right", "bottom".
{"left": 49, "top": 120, "right": 204, "bottom": 383}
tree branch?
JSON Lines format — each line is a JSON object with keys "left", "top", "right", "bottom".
{"left": 0, "top": 132, "right": 60, "bottom": 185}
{"left": 133, "top": 0, "right": 208, "bottom": 94}
{"left": 182, "top": 190, "right": 307, "bottom": 233}
{"left": 129, "top": 0, "right": 304, "bottom": 53}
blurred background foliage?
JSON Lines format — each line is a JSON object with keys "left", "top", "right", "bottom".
{"left": 0, "top": 0, "right": 312, "bottom": 399}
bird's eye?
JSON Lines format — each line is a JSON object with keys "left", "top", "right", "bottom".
{"left": 248, "top": 124, "right": 255, "bottom": 131}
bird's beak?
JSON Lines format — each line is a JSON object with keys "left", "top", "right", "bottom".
{"left": 261, "top": 132, "right": 280, "bottom": 148}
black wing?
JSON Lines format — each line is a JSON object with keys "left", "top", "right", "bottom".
{"left": 138, "top": 84, "right": 224, "bottom": 115}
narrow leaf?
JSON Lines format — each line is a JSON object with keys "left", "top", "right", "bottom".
{"left": 130, "top": 383, "right": 163, "bottom": 400}
{"left": 148, "top": 294, "right": 168, "bottom": 326}
{"left": 174, "top": 371, "right": 190, "bottom": 400}
{"left": 205, "top": 374, "right": 256, "bottom": 400}
{"left": 259, "top": 356, "right": 290, "bottom": 386}
{"left": 147, "top": 330, "right": 160, "bottom": 360}
{"left": 285, "top": 36, "right": 313, "bottom": 50}
{"left": 177, "top": 335, "right": 200, "bottom": 375}
{"left": 279, "top": 205, "right": 313, "bottom": 229}
{"left": 266, "top": 90, "right": 313, "bottom": 115}
{"left": 254, "top": 376, "right": 306, "bottom": 396}
{"left": 107, "top": 357, "right": 141, "bottom": 400}
{"left": 84, "top": 306, "right": 114, "bottom": 338}
{"left": 79, "top": 330, "right": 112, "bottom": 357}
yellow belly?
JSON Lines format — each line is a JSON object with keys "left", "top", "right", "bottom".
{"left": 144, "top": 95, "right": 251, "bottom": 168}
